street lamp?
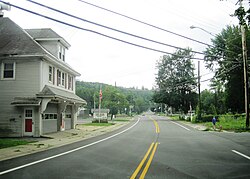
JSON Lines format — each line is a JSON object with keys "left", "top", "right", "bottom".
{"left": 190, "top": 25, "right": 216, "bottom": 37}
{"left": 0, "top": 2, "right": 11, "bottom": 17}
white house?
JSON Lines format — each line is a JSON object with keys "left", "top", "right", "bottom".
{"left": 0, "top": 17, "right": 87, "bottom": 137}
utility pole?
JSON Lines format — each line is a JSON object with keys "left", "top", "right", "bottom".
{"left": 198, "top": 61, "right": 201, "bottom": 121}
{"left": 240, "top": 1, "right": 249, "bottom": 129}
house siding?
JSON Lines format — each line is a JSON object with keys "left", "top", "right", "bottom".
{"left": 0, "top": 18, "right": 85, "bottom": 137}
{"left": 0, "top": 58, "right": 41, "bottom": 137}
{"left": 40, "top": 60, "right": 76, "bottom": 93}
{"left": 38, "top": 41, "right": 58, "bottom": 58}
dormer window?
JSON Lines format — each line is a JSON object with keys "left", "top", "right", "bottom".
{"left": 58, "top": 44, "right": 65, "bottom": 61}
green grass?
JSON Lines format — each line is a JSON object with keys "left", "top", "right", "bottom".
{"left": 168, "top": 115, "right": 180, "bottom": 121}
{"left": 82, "top": 123, "right": 115, "bottom": 127}
{"left": 169, "top": 114, "right": 249, "bottom": 132}
{"left": 0, "top": 139, "right": 35, "bottom": 149}
{"left": 113, "top": 117, "right": 131, "bottom": 122}
{"left": 203, "top": 116, "right": 249, "bottom": 132}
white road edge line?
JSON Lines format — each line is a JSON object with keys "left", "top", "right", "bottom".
{"left": 232, "top": 150, "right": 250, "bottom": 160}
{"left": 171, "top": 121, "right": 190, "bottom": 131}
{"left": 0, "top": 118, "right": 140, "bottom": 176}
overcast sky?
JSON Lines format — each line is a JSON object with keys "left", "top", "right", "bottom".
{"left": 2, "top": 0, "right": 242, "bottom": 90}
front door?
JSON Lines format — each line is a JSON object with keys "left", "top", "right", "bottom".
{"left": 24, "top": 109, "right": 34, "bottom": 136}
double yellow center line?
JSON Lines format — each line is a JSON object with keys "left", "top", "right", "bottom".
{"left": 130, "top": 118, "right": 160, "bottom": 179}
{"left": 130, "top": 142, "right": 159, "bottom": 179}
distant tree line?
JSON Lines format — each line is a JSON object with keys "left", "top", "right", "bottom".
{"left": 76, "top": 81, "right": 153, "bottom": 116}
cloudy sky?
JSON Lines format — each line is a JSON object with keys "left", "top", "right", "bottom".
{"left": 1, "top": 0, "right": 242, "bottom": 90}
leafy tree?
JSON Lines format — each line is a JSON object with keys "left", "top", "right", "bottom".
{"left": 102, "top": 86, "right": 129, "bottom": 118}
{"left": 209, "top": 79, "right": 226, "bottom": 114}
{"left": 154, "top": 48, "right": 198, "bottom": 113}
{"left": 76, "top": 81, "right": 153, "bottom": 116}
{"left": 200, "top": 89, "right": 226, "bottom": 115}
{"left": 204, "top": 25, "right": 250, "bottom": 113}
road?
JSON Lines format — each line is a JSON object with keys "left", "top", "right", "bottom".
{"left": 0, "top": 115, "right": 250, "bottom": 178}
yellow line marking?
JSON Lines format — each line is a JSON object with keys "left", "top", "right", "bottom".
{"left": 153, "top": 119, "right": 160, "bottom": 133}
{"left": 139, "top": 142, "right": 159, "bottom": 179}
{"left": 130, "top": 143, "right": 155, "bottom": 179}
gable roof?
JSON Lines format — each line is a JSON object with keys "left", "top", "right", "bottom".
{"left": 0, "top": 17, "right": 47, "bottom": 56}
{"left": 26, "top": 28, "right": 71, "bottom": 48}
{"left": 0, "top": 17, "right": 80, "bottom": 76}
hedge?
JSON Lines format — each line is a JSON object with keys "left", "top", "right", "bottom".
{"left": 196, "top": 114, "right": 245, "bottom": 123}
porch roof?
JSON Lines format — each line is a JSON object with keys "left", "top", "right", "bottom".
{"left": 11, "top": 97, "right": 41, "bottom": 106}
{"left": 37, "top": 85, "right": 87, "bottom": 105}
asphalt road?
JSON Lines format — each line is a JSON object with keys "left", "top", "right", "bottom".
{"left": 0, "top": 115, "right": 250, "bottom": 179}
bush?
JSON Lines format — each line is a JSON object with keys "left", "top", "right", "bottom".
{"left": 195, "top": 114, "right": 245, "bottom": 123}
{"left": 199, "top": 115, "right": 219, "bottom": 122}
{"left": 179, "top": 115, "right": 191, "bottom": 121}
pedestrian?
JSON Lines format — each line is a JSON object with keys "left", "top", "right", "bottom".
{"left": 212, "top": 116, "right": 216, "bottom": 130}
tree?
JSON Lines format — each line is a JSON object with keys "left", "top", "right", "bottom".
{"left": 76, "top": 81, "right": 153, "bottom": 116}
{"left": 100, "top": 86, "right": 127, "bottom": 119}
{"left": 154, "top": 48, "right": 197, "bottom": 113}
{"left": 204, "top": 25, "right": 250, "bottom": 113}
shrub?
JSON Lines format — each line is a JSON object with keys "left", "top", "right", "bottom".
{"left": 196, "top": 114, "right": 245, "bottom": 123}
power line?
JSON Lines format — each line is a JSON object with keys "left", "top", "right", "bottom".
{"left": 26, "top": 0, "right": 208, "bottom": 56}
{"left": 77, "top": 0, "right": 242, "bottom": 58}
{"left": 2, "top": 1, "right": 242, "bottom": 64}
{"left": 77, "top": 0, "right": 213, "bottom": 47}
{"left": 155, "top": 63, "right": 241, "bottom": 91}
{"left": 27, "top": 0, "right": 245, "bottom": 62}
{"left": 1, "top": 1, "right": 207, "bottom": 61}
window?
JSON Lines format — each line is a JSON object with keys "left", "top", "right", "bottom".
{"left": 53, "top": 67, "right": 55, "bottom": 84}
{"left": 43, "top": 113, "right": 57, "bottom": 120}
{"left": 49, "top": 66, "right": 53, "bottom": 82}
{"left": 58, "top": 45, "right": 62, "bottom": 60}
{"left": 65, "top": 113, "right": 72, "bottom": 118}
{"left": 62, "top": 48, "right": 65, "bottom": 61}
{"left": 25, "top": 109, "right": 32, "bottom": 117}
{"left": 58, "top": 45, "right": 65, "bottom": 61}
{"left": 57, "top": 69, "right": 67, "bottom": 87}
{"left": 62, "top": 72, "right": 65, "bottom": 86}
{"left": 57, "top": 70, "right": 61, "bottom": 86}
{"left": 1, "top": 62, "right": 15, "bottom": 79}
{"left": 65, "top": 73, "right": 67, "bottom": 88}
{"left": 68, "top": 75, "right": 72, "bottom": 90}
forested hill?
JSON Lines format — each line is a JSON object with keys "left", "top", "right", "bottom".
{"left": 76, "top": 81, "right": 154, "bottom": 114}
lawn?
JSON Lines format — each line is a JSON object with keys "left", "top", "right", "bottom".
{"left": 82, "top": 122, "right": 115, "bottom": 127}
{"left": 0, "top": 139, "right": 35, "bottom": 149}
{"left": 112, "top": 117, "right": 131, "bottom": 122}
{"left": 169, "top": 115, "right": 249, "bottom": 132}
{"left": 204, "top": 116, "right": 248, "bottom": 132}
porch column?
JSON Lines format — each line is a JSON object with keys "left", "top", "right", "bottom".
{"left": 58, "top": 101, "right": 69, "bottom": 131}
{"left": 33, "top": 107, "right": 41, "bottom": 137}
{"left": 71, "top": 104, "right": 80, "bottom": 129}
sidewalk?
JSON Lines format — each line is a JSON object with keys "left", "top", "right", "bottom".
{"left": 0, "top": 120, "right": 131, "bottom": 162}
{"left": 179, "top": 121, "right": 208, "bottom": 131}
